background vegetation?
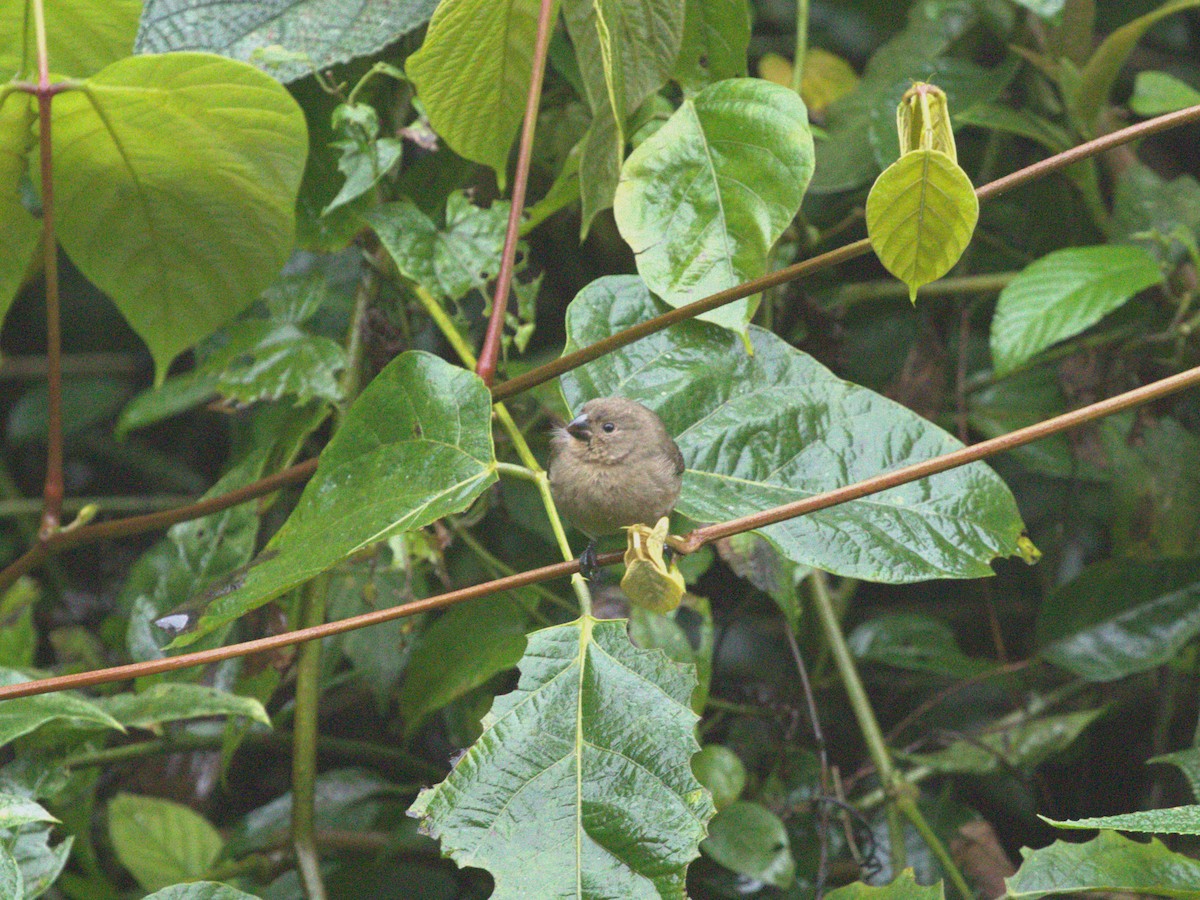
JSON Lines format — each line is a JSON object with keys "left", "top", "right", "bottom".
{"left": 2, "top": 0, "right": 1200, "bottom": 898}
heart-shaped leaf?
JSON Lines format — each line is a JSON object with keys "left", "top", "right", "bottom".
{"left": 614, "top": 79, "right": 814, "bottom": 336}
{"left": 47, "top": 53, "right": 307, "bottom": 381}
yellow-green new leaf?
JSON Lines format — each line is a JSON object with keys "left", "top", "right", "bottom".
{"left": 408, "top": 0, "right": 556, "bottom": 186}
{"left": 49, "top": 53, "right": 307, "bottom": 381}
{"left": 865, "top": 149, "right": 978, "bottom": 303}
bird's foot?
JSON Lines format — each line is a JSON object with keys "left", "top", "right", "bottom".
{"left": 579, "top": 541, "right": 600, "bottom": 580}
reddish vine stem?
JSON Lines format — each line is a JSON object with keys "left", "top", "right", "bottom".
{"left": 475, "top": 0, "right": 557, "bottom": 386}
{"left": 4, "top": 361, "right": 1200, "bottom": 702}
{"left": 491, "top": 101, "right": 1200, "bottom": 402}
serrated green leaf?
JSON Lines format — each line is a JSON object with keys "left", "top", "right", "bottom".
{"left": 144, "top": 883, "right": 261, "bottom": 900}
{"left": 410, "top": 616, "right": 715, "bottom": 899}
{"left": 990, "top": 245, "right": 1161, "bottom": 376}
{"left": 99, "top": 683, "right": 270, "bottom": 730}
{"left": 1071, "top": 0, "right": 1200, "bottom": 135}
{"left": 614, "top": 79, "right": 814, "bottom": 336}
{"left": 367, "top": 192, "right": 511, "bottom": 303}
{"left": 0, "top": 0, "right": 139, "bottom": 80}
{"left": 1045, "top": 806, "right": 1200, "bottom": 835}
{"left": 408, "top": 0, "right": 556, "bottom": 183}
{"left": 48, "top": 53, "right": 307, "bottom": 382}
{"left": 1130, "top": 71, "right": 1200, "bottom": 116}
{"left": 898, "top": 709, "right": 1105, "bottom": 776}
{"left": 108, "top": 793, "right": 223, "bottom": 892}
{"left": 866, "top": 149, "right": 978, "bottom": 302}
{"left": 702, "top": 800, "right": 794, "bottom": 888}
{"left": 1037, "top": 558, "right": 1200, "bottom": 682}
{"left": 1005, "top": 830, "right": 1200, "bottom": 898}
{"left": 178, "top": 352, "right": 496, "bottom": 643}
{"left": 396, "top": 597, "right": 531, "bottom": 733}
{"left": 673, "top": 0, "right": 750, "bottom": 94}
{"left": 206, "top": 320, "right": 347, "bottom": 406}
{"left": 0, "top": 670, "right": 124, "bottom": 747}
{"left": 136, "top": 0, "right": 439, "bottom": 83}
{"left": 849, "top": 613, "right": 992, "bottom": 678}
{"left": 0, "top": 794, "right": 57, "bottom": 829}
{"left": 561, "top": 276, "right": 1025, "bottom": 582}
{"left": 0, "top": 91, "right": 39, "bottom": 323}
{"left": 826, "top": 870, "right": 944, "bottom": 900}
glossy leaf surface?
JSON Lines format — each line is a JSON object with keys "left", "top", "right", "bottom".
{"left": 615, "top": 79, "right": 814, "bottom": 336}
{"left": 990, "top": 245, "right": 1161, "bottom": 376}
{"left": 1047, "top": 806, "right": 1200, "bottom": 835}
{"left": 1038, "top": 558, "right": 1200, "bottom": 682}
{"left": 560, "top": 277, "right": 1025, "bottom": 582}
{"left": 410, "top": 617, "right": 715, "bottom": 900}
{"left": 179, "top": 352, "right": 496, "bottom": 642}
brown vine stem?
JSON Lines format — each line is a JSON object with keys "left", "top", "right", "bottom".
{"left": 475, "top": 0, "right": 556, "bottom": 386}
{"left": 0, "top": 458, "right": 318, "bottom": 594}
{"left": 2, "top": 106, "right": 1200, "bottom": 613}
{"left": 5, "top": 361, "right": 1200, "bottom": 702}
{"left": 491, "top": 101, "right": 1200, "bottom": 402}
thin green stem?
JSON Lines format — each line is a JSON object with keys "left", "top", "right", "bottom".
{"left": 897, "top": 796, "right": 974, "bottom": 900}
{"left": 409, "top": 280, "right": 479, "bottom": 368}
{"left": 807, "top": 570, "right": 906, "bottom": 873}
{"left": 791, "top": 0, "right": 809, "bottom": 95}
{"left": 292, "top": 579, "right": 328, "bottom": 900}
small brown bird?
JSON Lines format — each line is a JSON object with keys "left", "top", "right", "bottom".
{"left": 548, "top": 397, "right": 685, "bottom": 576}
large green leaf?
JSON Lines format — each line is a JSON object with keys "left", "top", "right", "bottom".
{"left": 49, "top": 53, "right": 307, "bottom": 381}
{"left": 865, "top": 148, "right": 978, "bottom": 302}
{"left": 407, "top": 0, "right": 555, "bottom": 183}
{"left": 989, "top": 245, "right": 1161, "bottom": 376}
{"left": 849, "top": 613, "right": 992, "bottom": 678}
{"left": 1037, "top": 558, "right": 1200, "bottom": 682}
{"left": 0, "top": 91, "right": 39, "bottom": 322}
{"left": 177, "top": 352, "right": 496, "bottom": 643}
{"left": 410, "top": 616, "right": 715, "bottom": 899}
{"left": 672, "top": 0, "right": 750, "bottom": 94}
{"left": 1005, "top": 830, "right": 1200, "bottom": 899}
{"left": 613, "top": 79, "right": 814, "bottom": 336}
{"left": 367, "top": 192, "right": 511, "bottom": 303}
{"left": 108, "top": 793, "right": 222, "bottom": 892}
{"left": 136, "top": 0, "right": 439, "bottom": 83}
{"left": 0, "top": 0, "right": 140, "bottom": 80}
{"left": 560, "top": 277, "right": 1025, "bottom": 582}
{"left": 1071, "top": 0, "right": 1200, "bottom": 135}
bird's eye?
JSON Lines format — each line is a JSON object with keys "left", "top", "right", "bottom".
{"left": 602, "top": 422, "right": 616, "bottom": 433}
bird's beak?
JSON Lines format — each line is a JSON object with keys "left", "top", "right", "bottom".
{"left": 566, "top": 413, "right": 591, "bottom": 441}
